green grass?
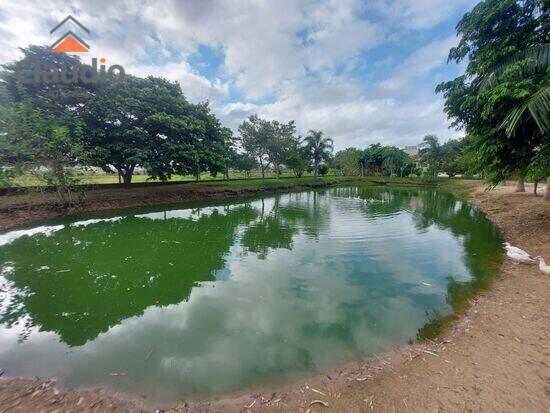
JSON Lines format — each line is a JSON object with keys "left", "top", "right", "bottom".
{"left": 194, "top": 175, "right": 356, "bottom": 188}
{"left": 11, "top": 171, "right": 314, "bottom": 187}
{"left": 9, "top": 170, "right": 475, "bottom": 191}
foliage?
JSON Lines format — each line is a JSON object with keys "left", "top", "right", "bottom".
{"left": 332, "top": 147, "right": 362, "bottom": 175}
{"left": 436, "top": 0, "right": 549, "bottom": 186}
{"left": 318, "top": 163, "right": 329, "bottom": 176}
{"left": 303, "top": 130, "right": 333, "bottom": 177}
{"left": 265, "top": 120, "right": 298, "bottom": 178}
{"left": 419, "top": 135, "right": 444, "bottom": 177}
{"left": 440, "top": 138, "right": 468, "bottom": 177}
{"left": 238, "top": 115, "right": 274, "bottom": 180}
{"left": 0, "top": 46, "right": 91, "bottom": 202}
{"left": 230, "top": 153, "right": 258, "bottom": 178}
{"left": 360, "top": 144, "right": 414, "bottom": 177}
{"left": 285, "top": 152, "right": 309, "bottom": 178}
{"left": 360, "top": 143, "right": 385, "bottom": 175}
{"left": 84, "top": 76, "right": 227, "bottom": 184}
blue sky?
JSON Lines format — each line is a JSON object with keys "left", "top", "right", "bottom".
{"left": 0, "top": 0, "right": 478, "bottom": 149}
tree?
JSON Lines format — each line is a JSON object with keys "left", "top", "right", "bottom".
{"left": 318, "top": 164, "right": 329, "bottom": 176}
{"left": 84, "top": 75, "right": 228, "bottom": 184}
{"left": 436, "top": 0, "right": 549, "bottom": 192}
{"left": 265, "top": 120, "right": 297, "bottom": 178}
{"left": 526, "top": 142, "right": 550, "bottom": 199}
{"left": 239, "top": 115, "right": 273, "bottom": 181}
{"left": 360, "top": 143, "right": 385, "bottom": 176}
{"left": 230, "top": 153, "right": 257, "bottom": 179}
{"left": 441, "top": 138, "right": 467, "bottom": 177}
{"left": 333, "top": 147, "right": 361, "bottom": 176}
{"left": 0, "top": 46, "right": 92, "bottom": 201}
{"left": 419, "top": 135, "right": 443, "bottom": 177}
{"left": 380, "top": 146, "right": 410, "bottom": 176}
{"left": 84, "top": 76, "right": 178, "bottom": 184}
{"left": 304, "top": 130, "right": 333, "bottom": 177}
{"left": 285, "top": 152, "right": 309, "bottom": 178}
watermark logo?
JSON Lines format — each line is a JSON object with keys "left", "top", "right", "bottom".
{"left": 15, "top": 15, "right": 125, "bottom": 86}
{"left": 50, "top": 15, "right": 90, "bottom": 53}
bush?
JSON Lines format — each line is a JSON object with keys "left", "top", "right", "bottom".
{"left": 318, "top": 164, "right": 329, "bottom": 176}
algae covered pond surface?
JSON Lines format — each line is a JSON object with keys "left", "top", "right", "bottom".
{"left": 0, "top": 187, "right": 502, "bottom": 401}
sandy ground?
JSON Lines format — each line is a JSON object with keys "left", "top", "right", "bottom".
{"left": 0, "top": 180, "right": 549, "bottom": 412}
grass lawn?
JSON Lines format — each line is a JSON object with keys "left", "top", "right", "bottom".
{"left": 11, "top": 170, "right": 315, "bottom": 187}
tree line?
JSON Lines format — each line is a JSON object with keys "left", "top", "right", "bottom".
{"left": 331, "top": 135, "right": 467, "bottom": 179}
{"left": 0, "top": 46, "right": 336, "bottom": 199}
{"left": 0, "top": 0, "right": 548, "bottom": 202}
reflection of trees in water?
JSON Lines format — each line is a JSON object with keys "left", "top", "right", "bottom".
{"left": 393, "top": 188, "right": 503, "bottom": 340}
{"left": 0, "top": 204, "right": 259, "bottom": 346}
{"left": 0, "top": 193, "right": 331, "bottom": 346}
{"left": 240, "top": 192, "right": 331, "bottom": 257}
{"left": 328, "top": 186, "right": 503, "bottom": 341}
{"left": 0, "top": 187, "right": 502, "bottom": 348}
{"left": 407, "top": 189, "right": 502, "bottom": 312}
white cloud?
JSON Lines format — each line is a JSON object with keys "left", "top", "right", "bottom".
{"left": 368, "top": 0, "right": 477, "bottom": 30}
{"left": 377, "top": 35, "right": 457, "bottom": 95}
{"left": 0, "top": 0, "right": 469, "bottom": 149}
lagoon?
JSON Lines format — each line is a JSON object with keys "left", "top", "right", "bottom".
{"left": 0, "top": 186, "right": 502, "bottom": 401}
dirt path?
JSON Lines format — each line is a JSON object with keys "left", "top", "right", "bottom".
{"left": 0, "top": 180, "right": 549, "bottom": 412}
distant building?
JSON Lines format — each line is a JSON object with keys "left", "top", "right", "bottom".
{"left": 403, "top": 145, "right": 418, "bottom": 157}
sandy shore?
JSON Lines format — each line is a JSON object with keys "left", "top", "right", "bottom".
{"left": 0, "top": 180, "right": 549, "bottom": 412}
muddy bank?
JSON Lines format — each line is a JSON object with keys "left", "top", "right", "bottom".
{"left": 0, "top": 180, "right": 549, "bottom": 412}
{"left": 0, "top": 178, "right": 358, "bottom": 231}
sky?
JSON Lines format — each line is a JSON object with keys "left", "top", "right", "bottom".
{"left": 0, "top": 0, "right": 477, "bottom": 150}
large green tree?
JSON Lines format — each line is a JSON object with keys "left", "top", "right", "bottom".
{"left": 0, "top": 46, "right": 90, "bottom": 200}
{"left": 83, "top": 75, "right": 175, "bottom": 184}
{"left": 332, "top": 147, "right": 362, "bottom": 176}
{"left": 441, "top": 138, "right": 468, "bottom": 177}
{"left": 436, "top": 0, "right": 549, "bottom": 193}
{"left": 266, "top": 120, "right": 297, "bottom": 178}
{"left": 238, "top": 115, "right": 274, "bottom": 180}
{"left": 238, "top": 115, "right": 297, "bottom": 180}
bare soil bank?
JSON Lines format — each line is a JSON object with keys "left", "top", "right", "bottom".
{"left": 0, "top": 178, "right": 358, "bottom": 231}
{"left": 0, "top": 180, "right": 549, "bottom": 412}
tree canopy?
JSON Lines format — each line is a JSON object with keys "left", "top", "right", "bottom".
{"left": 436, "top": 0, "right": 549, "bottom": 187}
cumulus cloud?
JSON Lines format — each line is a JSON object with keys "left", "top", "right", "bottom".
{"left": 0, "top": 0, "right": 470, "bottom": 149}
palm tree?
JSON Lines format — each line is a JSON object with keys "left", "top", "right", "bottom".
{"left": 304, "top": 130, "right": 333, "bottom": 177}
{"left": 481, "top": 43, "right": 550, "bottom": 194}
{"left": 481, "top": 43, "right": 550, "bottom": 137}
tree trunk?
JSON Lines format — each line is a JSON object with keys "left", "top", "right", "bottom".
{"left": 544, "top": 177, "right": 550, "bottom": 201}
{"left": 534, "top": 180, "right": 539, "bottom": 195}
{"left": 52, "top": 161, "right": 67, "bottom": 205}
{"left": 122, "top": 171, "right": 132, "bottom": 185}
{"left": 314, "top": 162, "right": 318, "bottom": 178}
{"left": 121, "top": 165, "right": 135, "bottom": 185}
{"left": 515, "top": 176, "right": 525, "bottom": 192}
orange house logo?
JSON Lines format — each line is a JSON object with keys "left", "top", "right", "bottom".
{"left": 50, "top": 15, "right": 90, "bottom": 53}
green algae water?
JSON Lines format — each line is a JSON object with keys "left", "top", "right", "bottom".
{"left": 0, "top": 187, "right": 502, "bottom": 400}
